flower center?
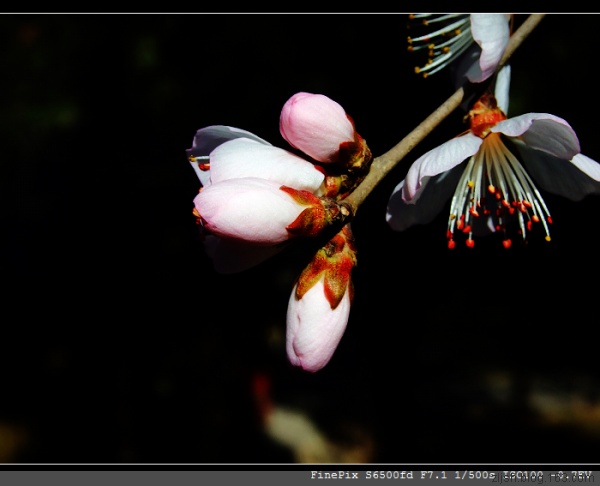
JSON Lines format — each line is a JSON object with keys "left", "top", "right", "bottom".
{"left": 407, "top": 14, "right": 473, "bottom": 78}
{"left": 468, "top": 93, "right": 507, "bottom": 138}
{"left": 447, "top": 133, "right": 553, "bottom": 249}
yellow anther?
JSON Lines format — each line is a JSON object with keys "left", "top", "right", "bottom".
{"left": 545, "top": 236, "right": 552, "bottom": 242}
{"left": 467, "top": 181, "right": 474, "bottom": 188}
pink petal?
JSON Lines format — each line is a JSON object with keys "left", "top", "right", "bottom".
{"left": 402, "top": 133, "right": 483, "bottom": 202}
{"left": 280, "top": 92, "right": 355, "bottom": 163}
{"left": 194, "top": 178, "right": 306, "bottom": 245}
{"left": 210, "top": 138, "right": 324, "bottom": 191}
{"left": 286, "top": 279, "right": 351, "bottom": 372}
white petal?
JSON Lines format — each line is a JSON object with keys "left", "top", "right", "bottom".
{"left": 468, "top": 14, "right": 510, "bottom": 83}
{"left": 402, "top": 133, "right": 482, "bottom": 201}
{"left": 187, "top": 125, "right": 271, "bottom": 158}
{"left": 513, "top": 141, "right": 600, "bottom": 201}
{"left": 386, "top": 165, "right": 465, "bottom": 231}
{"left": 189, "top": 158, "right": 211, "bottom": 187}
{"left": 493, "top": 113, "right": 580, "bottom": 160}
{"left": 495, "top": 64, "right": 511, "bottom": 114}
{"left": 210, "top": 138, "right": 324, "bottom": 191}
{"left": 186, "top": 126, "right": 272, "bottom": 186}
{"left": 570, "top": 153, "right": 600, "bottom": 181}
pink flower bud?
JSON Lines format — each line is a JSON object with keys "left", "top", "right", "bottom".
{"left": 286, "top": 278, "right": 351, "bottom": 372}
{"left": 193, "top": 178, "right": 323, "bottom": 245}
{"left": 280, "top": 92, "right": 355, "bottom": 163}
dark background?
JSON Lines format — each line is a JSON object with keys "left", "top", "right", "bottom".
{"left": 1, "top": 13, "right": 599, "bottom": 463}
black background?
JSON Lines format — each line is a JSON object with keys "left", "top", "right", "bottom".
{"left": 1, "top": 13, "right": 599, "bottom": 463}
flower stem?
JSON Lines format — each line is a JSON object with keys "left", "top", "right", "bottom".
{"left": 343, "top": 13, "right": 546, "bottom": 214}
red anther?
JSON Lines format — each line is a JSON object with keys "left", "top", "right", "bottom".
{"left": 469, "top": 207, "right": 479, "bottom": 217}
{"left": 508, "top": 207, "right": 515, "bottom": 215}
{"left": 502, "top": 239, "right": 512, "bottom": 249}
{"left": 519, "top": 203, "right": 527, "bottom": 213}
{"left": 462, "top": 225, "right": 472, "bottom": 233}
{"left": 457, "top": 220, "right": 464, "bottom": 230}
{"left": 532, "top": 215, "right": 540, "bottom": 223}
{"left": 466, "top": 238, "right": 475, "bottom": 248}
{"left": 483, "top": 209, "right": 490, "bottom": 215}
{"left": 522, "top": 200, "right": 532, "bottom": 208}
{"left": 446, "top": 230, "right": 453, "bottom": 239}
{"left": 502, "top": 199, "right": 511, "bottom": 208}
{"left": 448, "top": 239, "right": 456, "bottom": 249}
{"left": 527, "top": 221, "right": 532, "bottom": 231}
{"left": 199, "top": 163, "right": 210, "bottom": 171}
{"left": 495, "top": 192, "right": 502, "bottom": 200}
{"left": 488, "top": 185, "right": 496, "bottom": 193}
{"left": 547, "top": 216, "right": 553, "bottom": 224}
{"left": 495, "top": 225, "right": 501, "bottom": 231}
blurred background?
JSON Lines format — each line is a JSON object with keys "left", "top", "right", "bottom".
{"left": 1, "top": 13, "right": 600, "bottom": 464}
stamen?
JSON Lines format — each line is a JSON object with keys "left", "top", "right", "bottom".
{"left": 407, "top": 14, "right": 473, "bottom": 77}
{"left": 446, "top": 131, "right": 554, "bottom": 248}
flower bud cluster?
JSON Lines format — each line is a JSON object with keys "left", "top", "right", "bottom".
{"left": 187, "top": 92, "right": 372, "bottom": 371}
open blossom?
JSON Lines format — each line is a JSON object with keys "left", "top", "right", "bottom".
{"left": 386, "top": 65, "right": 600, "bottom": 248}
{"left": 286, "top": 225, "right": 356, "bottom": 372}
{"left": 280, "top": 92, "right": 372, "bottom": 177}
{"left": 408, "top": 14, "right": 511, "bottom": 82}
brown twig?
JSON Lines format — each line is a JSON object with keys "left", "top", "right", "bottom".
{"left": 343, "top": 13, "right": 546, "bottom": 213}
